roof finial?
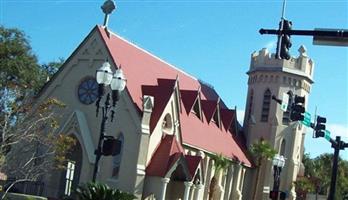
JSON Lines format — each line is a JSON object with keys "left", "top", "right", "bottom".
{"left": 101, "top": 0, "right": 116, "bottom": 27}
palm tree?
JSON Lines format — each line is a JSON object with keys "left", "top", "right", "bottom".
{"left": 250, "top": 139, "right": 277, "bottom": 200}
{"left": 209, "top": 153, "right": 230, "bottom": 200}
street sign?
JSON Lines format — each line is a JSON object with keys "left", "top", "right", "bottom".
{"left": 281, "top": 93, "right": 289, "bottom": 112}
{"left": 301, "top": 112, "right": 311, "bottom": 127}
{"left": 324, "top": 130, "right": 331, "bottom": 141}
{"left": 263, "top": 186, "right": 270, "bottom": 193}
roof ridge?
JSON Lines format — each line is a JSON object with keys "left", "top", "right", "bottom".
{"left": 101, "top": 26, "right": 198, "bottom": 81}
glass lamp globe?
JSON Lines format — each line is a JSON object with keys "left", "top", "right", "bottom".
{"left": 279, "top": 156, "right": 286, "bottom": 168}
{"left": 272, "top": 155, "right": 280, "bottom": 166}
{"left": 96, "top": 61, "right": 113, "bottom": 85}
{"left": 110, "top": 69, "right": 126, "bottom": 91}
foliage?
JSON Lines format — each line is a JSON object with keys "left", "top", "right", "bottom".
{"left": 0, "top": 97, "right": 76, "bottom": 199}
{"left": 301, "top": 152, "right": 348, "bottom": 200}
{"left": 209, "top": 154, "right": 230, "bottom": 200}
{"left": 294, "top": 176, "right": 315, "bottom": 200}
{"left": 0, "top": 26, "right": 69, "bottom": 199}
{"left": 210, "top": 154, "right": 230, "bottom": 175}
{"left": 0, "top": 26, "right": 40, "bottom": 92}
{"left": 75, "top": 182, "right": 136, "bottom": 200}
{"left": 250, "top": 139, "right": 277, "bottom": 166}
{"left": 0, "top": 26, "right": 63, "bottom": 94}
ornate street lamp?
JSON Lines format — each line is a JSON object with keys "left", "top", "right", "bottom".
{"left": 92, "top": 61, "right": 126, "bottom": 182}
{"left": 270, "top": 155, "right": 286, "bottom": 200}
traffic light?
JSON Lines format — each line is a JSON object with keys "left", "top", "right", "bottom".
{"left": 290, "top": 95, "right": 305, "bottom": 121}
{"left": 279, "top": 20, "right": 292, "bottom": 60}
{"left": 314, "top": 116, "right": 326, "bottom": 138}
{"left": 102, "top": 137, "right": 122, "bottom": 156}
{"left": 269, "top": 190, "right": 278, "bottom": 199}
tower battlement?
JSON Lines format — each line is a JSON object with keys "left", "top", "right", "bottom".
{"left": 249, "top": 46, "right": 314, "bottom": 82}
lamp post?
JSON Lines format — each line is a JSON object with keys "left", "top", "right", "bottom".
{"left": 92, "top": 61, "right": 126, "bottom": 182}
{"left": 270, "top": 155, "right": 286, "bottom": 200}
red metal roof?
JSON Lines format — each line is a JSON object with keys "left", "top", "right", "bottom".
{"left": 220, "top": 109, "right": 236, "bottom": 131}
{"left": 146, "top": 135, "right": 184, "bottom": 177}
{"left": 180, "top": 90, "right": 199, "bottom": 115}
{"left": 201, "top": 100, "right": 218, "bottom": 123}
{"left": 146, "top": 135, "right": 203, "bottom": 179}
{"left": 142, "top": 79, "right": 176, "bottom": 132}
{"left": 185, "top": 155, "right": 202, "bottom": 177}
{"left": 97, "top": 26, "right": 251, "bottom": 167}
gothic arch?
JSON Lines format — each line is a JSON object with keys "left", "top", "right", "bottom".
{"left": 247, "top": 89, "right": 254, "bottom": 121}
{"left": 280, "top": 139, "right": 286, "bottom": 156}
{"left": 58, "top": 134, "right": 83, "bottom": 198}
{"left": 261, "top": 89, "right": 271, "bottom": 122}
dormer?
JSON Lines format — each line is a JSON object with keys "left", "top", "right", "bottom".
{"left": 220, "top": 108, "right": 236, "bottom": 132}
{"left": 201, "top": 100, "right": 220, "bottom": 128}
{"left": 191, "top": 97, "right": 202, "bottom": 119}
{"left": 180, "top": 90, "right": 202, "bottom": 120}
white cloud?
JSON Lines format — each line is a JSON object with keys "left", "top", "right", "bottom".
{"left": 326, "top": 123, "right": 348, "bottom": 139}
{"left": 236, "top": 109, "right": 245, "bottom": 124}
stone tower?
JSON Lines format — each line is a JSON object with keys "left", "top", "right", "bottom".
{"left": 243, "top": 46, "right": 314, "bottom": 200}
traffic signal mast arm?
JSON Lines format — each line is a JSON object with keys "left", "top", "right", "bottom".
{"left": 259, "top": 29, "right": 348, "bottom": 37}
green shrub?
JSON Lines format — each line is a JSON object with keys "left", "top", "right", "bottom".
{"left": 75, "top": 182, "right": 135, "bottom": 200}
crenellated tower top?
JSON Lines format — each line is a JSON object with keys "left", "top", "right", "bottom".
{"left": 248, "top": 45, "right": 314, "bottom": 84}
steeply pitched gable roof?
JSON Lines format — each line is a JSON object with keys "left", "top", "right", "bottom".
{"left": 98, "top": 26, "right": 251, "bottom": 167}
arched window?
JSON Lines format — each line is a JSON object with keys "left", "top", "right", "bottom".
{"left": 261, "top": 89, "right": 271, "bottom": 122}
{"left": 280, "top": 139, "right": 286, "bottom": 156}
{"left": 112, "top": 134, "right": 124, "bottom": 179}
{"left": 282, "top": 91, "right": 293, "bottom": 124}
{"left": 247, "top": 90, "right": 254, "bottom": 121}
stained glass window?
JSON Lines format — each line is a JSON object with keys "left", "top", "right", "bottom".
{"left": 78, "top": 78, "right": 98, "bottom": 105}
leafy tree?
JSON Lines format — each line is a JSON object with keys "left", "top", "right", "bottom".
{"left": 0, "top": 26, "right": 70, "bottom": 199}
{"left": 294, "top": 176, "right": 315, "bottom": 200}
{"left": 0, "top": 98, "right": 76, "bottom": 199}
{"left": 209, "top": 154, "right": 230, "bottom": 200}
{"left": 0, "top": 26, "right": 63, "bottom": 93}
{"left": 250, "top": 139, "right": 277, "bottom": 200}
{"left": 75, "top": 182, "right": 136, "bottom": 200}
{"left": 301, "top": 152, "right": 348, "bottom": 200}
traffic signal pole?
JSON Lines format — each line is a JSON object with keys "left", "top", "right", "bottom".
{"left": 271, "top": 93, "right": 347, "bottom": 200}
{"left": 328, "top": 136, "right": 340, "bottom": 200}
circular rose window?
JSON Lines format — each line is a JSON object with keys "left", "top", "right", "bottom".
{"left": 77, "top": 77, "right": 99, "bottom": 105}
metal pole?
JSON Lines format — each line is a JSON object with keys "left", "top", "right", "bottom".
{"left": 271, "top": 166, "right": 280, "bottom": 200}
{"left": 328, "top": 136, "right": 340, "bottom": 200}
{"left": 92, "top": 93, "right": 111, "bottom": 182}
{"left": 275, "top": 0, "right": 287, "bottom": 59}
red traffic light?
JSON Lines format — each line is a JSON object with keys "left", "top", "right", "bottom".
{"left": 269, "top": 190, "right": 278, "bottom": 199}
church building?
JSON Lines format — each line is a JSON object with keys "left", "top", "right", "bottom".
{"left": 35, "top": 25, "right": 253, "bottom": 200}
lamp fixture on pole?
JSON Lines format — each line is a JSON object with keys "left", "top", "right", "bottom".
{"left": 270, "top": 155, "right": 286, "bottom": 200}
{"left": 92, "top": 60, "right": 126, "bottom": 182}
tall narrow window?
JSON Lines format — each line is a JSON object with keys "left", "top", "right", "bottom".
{"left": 65, "top": 161, "right": 75, "bottom": 196}
{"left": 112, "top": 134, "right": 124, "bottom": 179}
{"left": 282, "top": 91, "right": 293, "bottom": 124}
{"left": 280, "top": 139, "right": 286, "bottom": 156}
{"left": 261, "top": 89, "right": 271, "bottom": 122}
{"left": 247, "top": 90, "right": 254, "bottom": 121}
